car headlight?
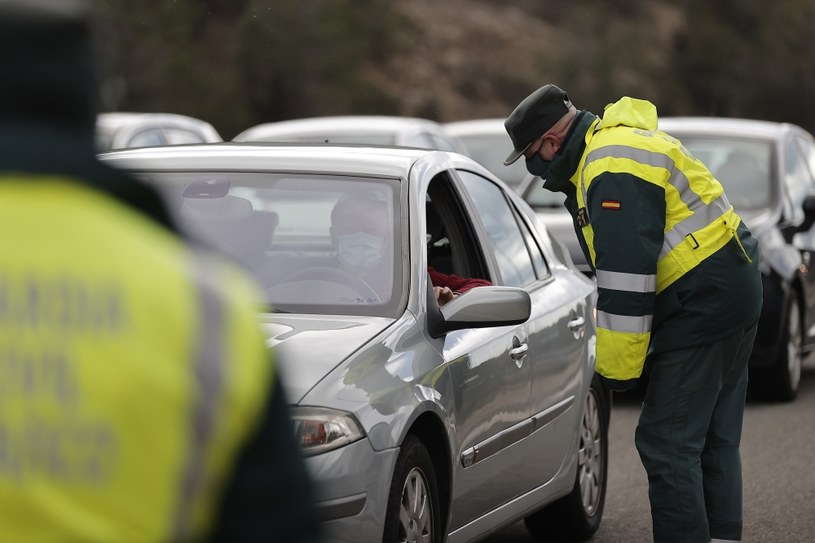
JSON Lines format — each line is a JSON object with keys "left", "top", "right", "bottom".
{"left": 291, "top": 406, "right": 365, "bottom": 456}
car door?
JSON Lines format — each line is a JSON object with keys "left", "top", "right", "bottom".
{"left": 424, "top": 174, "right": 533, "bottom": 530}
{"left": 456, "top": 170, "right": 590, "bottom": 489}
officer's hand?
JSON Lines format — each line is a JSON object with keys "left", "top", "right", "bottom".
{"left": 599, "top": 375, "right": 637, "bottom": 392}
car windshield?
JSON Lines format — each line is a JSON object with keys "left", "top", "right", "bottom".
{"left": 674, "top": 136, "right": 773, "bottom": 210}
{"left": 457, "top": 133, "right": 531, "bottom": 189}
{"left": 136, "top": 171, "right": 403, "bottom": 317}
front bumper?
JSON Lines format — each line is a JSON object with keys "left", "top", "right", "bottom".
{"left": 306, "top": 437, "right": 400, "bottom": 542}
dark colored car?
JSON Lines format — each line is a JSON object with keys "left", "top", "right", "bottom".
{"left": 658, "top": 118, "right": 815, "bottom": 402}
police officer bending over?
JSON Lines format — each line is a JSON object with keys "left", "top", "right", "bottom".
{"left": 505, "top": 84, "right": 762, "bottom": 543}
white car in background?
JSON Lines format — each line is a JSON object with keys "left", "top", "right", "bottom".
{"left": 233, "top": 115, "right": 467, "bottom": 154}
{"left": 101, "top": 142, "right": 608, "bottom": 543}
{"left": 95, "top": 112, "right": 222, "bottom": 151}
{"left": 444, "top": 118, "right": 531, "bottom": 193}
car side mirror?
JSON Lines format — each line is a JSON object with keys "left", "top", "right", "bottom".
{"left": 803, "top": 194, "right": 815, "bottom": 216}
{"left": 426, "top": 286, "right": 531, "bottom": 338}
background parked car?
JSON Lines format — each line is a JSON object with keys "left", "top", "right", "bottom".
{"left": 101, "top": 142, "right": 608, "bottom": 543}
{"left": 656, "top": 117, "right": 815, "bottom": 402}
{"left": 234, "top": 115, "right": 468, "bottom": 154}
{"left": 95, "top": 112, "right": 222, "bottom": 151}
{"left": 444, "top": 118, "right": 531, "bottom": 193}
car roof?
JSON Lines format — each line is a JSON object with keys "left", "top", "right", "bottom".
{"left": 658, "top": 116, "right": 804, "bottom": 140}
{"left": 98, "top": 141, "right": 480, "bottom": 180}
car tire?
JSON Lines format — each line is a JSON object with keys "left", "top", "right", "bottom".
{"left": 383, "top": 435, "right": 441, "bottom": 543}
{"left": 524, "top": 374, "right": 608, "bottom": 542}
{"left": 752, "top": 294, "right": 802, "bottom": 402}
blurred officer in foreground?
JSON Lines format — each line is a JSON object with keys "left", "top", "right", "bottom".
{"left": 0, "top": 1, "right": 322, "bottom": 541}
{"left": 505, "top": 85, "right": 762, "bottom": 543}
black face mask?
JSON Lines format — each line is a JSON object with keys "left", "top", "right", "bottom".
{"left": 525, "top": 153, "right": 552, "bottom": 178}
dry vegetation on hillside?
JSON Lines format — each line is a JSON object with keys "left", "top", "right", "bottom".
{"left": 363, "top": 0, "right": 684, "bottom": 122}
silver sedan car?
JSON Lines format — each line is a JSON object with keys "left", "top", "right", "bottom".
{"left": 100, "top": 143, "right": 608, "bottom": 543}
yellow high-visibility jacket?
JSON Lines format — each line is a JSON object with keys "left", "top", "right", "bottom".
{"left": 542, "top": 98, "right": 762, "bottom": 382}
{"left": 0, "top": 174, "right": 273, "bottom": 541}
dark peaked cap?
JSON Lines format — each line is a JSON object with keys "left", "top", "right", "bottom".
{"left": 504, "top": 84, "right": 572, "bottom": 165}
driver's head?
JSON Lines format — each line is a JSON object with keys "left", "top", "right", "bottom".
{"left": 330, "top": 194, "right": 389, "bottom": 273}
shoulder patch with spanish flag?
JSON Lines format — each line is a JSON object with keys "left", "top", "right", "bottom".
{"left": 601, "top": 200, "right": 621, "bottom": 210}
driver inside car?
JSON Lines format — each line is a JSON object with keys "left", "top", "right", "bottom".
{"left": 330, "top": 194, "right": 394, "bottom": 300}
{"left": 330, "top": 194, "right": 491, "bottom": 306}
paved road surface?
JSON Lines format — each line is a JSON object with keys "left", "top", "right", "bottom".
{"left": 483, "top": 358, "right": 815, "bottom": 542}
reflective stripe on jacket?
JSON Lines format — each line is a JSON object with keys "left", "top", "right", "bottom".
{"left": 0, "top": 177, "right": 273, "bottom": 541}
{"left": 572, "top": 98, "right": 752, "bottom": 380}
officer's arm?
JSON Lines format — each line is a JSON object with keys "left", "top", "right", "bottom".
{"left": 587, "top": 172, "right": 665, "bottom": 384}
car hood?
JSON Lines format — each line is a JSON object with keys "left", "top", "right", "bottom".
{"left": 258, "top": 313, "right": 394, "bottom": 402}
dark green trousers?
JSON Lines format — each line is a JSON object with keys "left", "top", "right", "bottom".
{"left": 635, "top": 322, "right": 757, "bottom": 543}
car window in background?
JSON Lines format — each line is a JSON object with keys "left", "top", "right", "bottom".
{"left": 136, "top": 172, "right": 403, "bottom": 317}
{"left": 408, "top": 132, "right": 436, "bottom": 149}
{"left": 429, "top": 133, "right": 460, "bottom": 153}
{"left": 795, "top": 137, "right": 815, "bottom": 186}
{"left": 164, "top": 128, "right": 209, "bottom": 144}
{"left": 523, "top": 182, "right": 568, "bottom": 208}
{"left": 457, "top": 171, "right": 537, "bottom": 287}
{"left": 783, "top": 137, "right": 815, "bottom": 225}
{"left": 457, "top": 133, "right": 531, "bottom": 189}
{"left": 129, "top": 129, "right": 165, "bottom": 148}
{"left": 677, "top": 137, "right": 773, "bottom": 211}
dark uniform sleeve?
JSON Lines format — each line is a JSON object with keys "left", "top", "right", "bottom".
{"left": 208, "top": 374, "right": 323, "bottom": 543}
{"left": 588, "top": 172, "right": 665, "bottom": 381}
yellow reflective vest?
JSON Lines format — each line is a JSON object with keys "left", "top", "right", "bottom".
{"left": 0, "top": 176, "right": 273, "bottom": 541}
{"left": 544, "top": 98, "right": 761, "bottom": 381}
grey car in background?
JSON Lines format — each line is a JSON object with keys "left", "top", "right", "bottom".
{"left": 100, "top": 143, "right": 608, "bottom": 543}
{"left": 95, "top": 112, "right": 222, "bottom": 151}
{"left": 234, "top": 115, "right": 468, "bottom": 154}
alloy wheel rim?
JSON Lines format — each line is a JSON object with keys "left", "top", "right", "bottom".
{"left": 577, "top": 390, "right": 603, "bottom": 515}
{"left": 399, "top": 467, "right": 432, "bottom": 543}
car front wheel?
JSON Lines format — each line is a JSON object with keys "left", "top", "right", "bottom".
{"left": 383, "top": 435, "right": 441, "bottom": 543}
{"left": 524, "top": 374, "right": 608, "bottom": 542}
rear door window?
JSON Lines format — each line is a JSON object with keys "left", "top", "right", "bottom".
{"left": 456, "top": 171, "right": 538, "bottom": 287}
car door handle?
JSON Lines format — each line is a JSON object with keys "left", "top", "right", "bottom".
{"left": 568, "top": 317, "right": 585, "bottom": 330}
{"left": 509, "top": 343, "right": 529, "bottom": 359}
{"left": 568, "top": 316, "right": 585, "bottom": 339}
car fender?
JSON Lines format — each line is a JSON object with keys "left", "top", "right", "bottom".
{"left": 758, "top": 227, "right": 803, "bottom": 282}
